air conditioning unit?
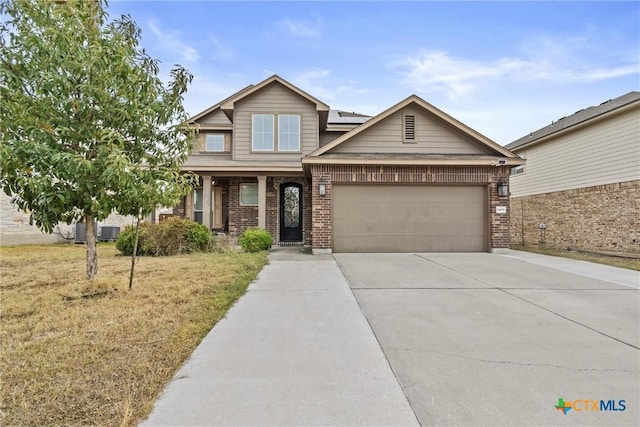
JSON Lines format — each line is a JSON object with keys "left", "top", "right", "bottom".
{"left": 74, "top": 221, "right": 97, "bottom": 243}
{"left": 99, "top": 226, "right": 121, "bottom": 242}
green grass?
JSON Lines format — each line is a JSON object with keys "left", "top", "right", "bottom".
{"left": 0, "top": 243, "right": 268, "bottom": 426}
{"left": 511, "top": 245, "right": 640, "bottom": 271}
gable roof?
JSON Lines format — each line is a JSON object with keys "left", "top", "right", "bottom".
{"left": 187, "top": 75, "right": 331, "bottom": 127}
{"left": 309, "top": 95, "right": 518, "bottom": 158}
{"left": 187, "top": 84, "right": 254, "bottom": 123}
{"left": 506, "top": 91, "right": 640, "bottom": 151}
{"left": 220, "top": 74, "right": 330, "bottom": 112}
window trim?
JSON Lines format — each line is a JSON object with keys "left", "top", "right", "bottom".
{"left": 277, "top": 114, "right": 301, "bottom": 152}
{"left": 510, "top": 165, "right": 525, "bottom": 176}
{"left": 204, "top": 133, "right": 226, "bottom": 152}
{"left": 252, "top": 114, "right": 275, "bottom": 152}
{"left": 193, "top": 187, "right": 203, "bottom": 223}
{"left": 239, "top": 183, "right": 259, "bottom": 206}
{"left": 251, "top": 113, "right": 301, "bottom": 153}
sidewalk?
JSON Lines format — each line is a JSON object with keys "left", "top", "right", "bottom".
{"left": 501, "top": 249, "right": 639, "bottom": 289}
{"left": 140, "top": 249, "right": 418, "bottom": 426}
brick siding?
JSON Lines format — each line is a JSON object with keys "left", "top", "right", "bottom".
{"left": 510, "top": 180, "right": 640, "bottom": 254}
{"left": 310, "top": 164, "right": 511, "bottom": 251}
{"left": 228, "top": 178, "right": 258, "bottom": 236}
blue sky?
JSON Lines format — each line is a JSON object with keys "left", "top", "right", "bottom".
{"left": 108, "top": 1, "right": 639, "bottom": 145}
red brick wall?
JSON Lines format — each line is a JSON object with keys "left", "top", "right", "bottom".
{"left": 310, "top": 164, "right": 510, "bottom": 251}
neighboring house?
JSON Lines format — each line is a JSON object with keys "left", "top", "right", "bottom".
{"left": 176, "top": 75, "right": 523, "bottom": 254}
{"left": 0, "top": 192, "right": 133, "bottom": 246}
{"left": 505, "top": 91, "right": 640, "bottom": 254}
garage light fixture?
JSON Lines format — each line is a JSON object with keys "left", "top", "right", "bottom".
{"left": 497, "top": 179, "right": 509, "bottom": 197}
{"left": 318, "top": 181, "right": 327, "bottom": 196}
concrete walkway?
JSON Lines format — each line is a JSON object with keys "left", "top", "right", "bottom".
{"left": 141, "top": 247, "right": 419, "bottom": 426}
{"left": 502, "top": 249, "right": 639, "bottom": 288}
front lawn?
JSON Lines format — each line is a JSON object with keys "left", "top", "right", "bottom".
{"left": 0, "top": 243, "right": 268, "bottom": 426}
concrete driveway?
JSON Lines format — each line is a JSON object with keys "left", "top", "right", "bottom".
{"left": 334, "top": 252, "right": 640, "bottom": 426}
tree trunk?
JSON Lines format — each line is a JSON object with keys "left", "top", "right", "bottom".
{"left": 85, "top": 214, "right": 98, "bottom": 280}
{"left": 128, "top": 211, "right": 142, "bottom": 290}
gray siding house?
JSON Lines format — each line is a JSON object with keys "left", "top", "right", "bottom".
{"left": 505, "top": 91, "right": 640, "bottom": 254}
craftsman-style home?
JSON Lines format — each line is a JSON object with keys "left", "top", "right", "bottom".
{"left": 174, "top": 75, "right": 523, "bottom": 254}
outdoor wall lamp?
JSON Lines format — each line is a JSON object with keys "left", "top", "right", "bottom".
{"left": 318, "top": 182, "right": 327, "bottom": 196}
{"left": 497, "top": 179, "right": 509, "bottom": 197}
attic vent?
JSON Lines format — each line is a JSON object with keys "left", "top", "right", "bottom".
{"left": 403, "top": 114, "right": 416, "bottom": 143}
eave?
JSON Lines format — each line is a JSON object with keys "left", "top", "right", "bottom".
{"left": 508, "top": 99, "right": 640, "bottom": 152}
{"left": 301, "top": 157, "right": 525, "bottom": 166}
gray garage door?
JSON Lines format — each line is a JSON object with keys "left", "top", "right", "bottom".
{"left": 332, "top": 185, "right": 488, "bottom": 252}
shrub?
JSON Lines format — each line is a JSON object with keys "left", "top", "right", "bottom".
{"left": 115, "top": 223, "right": 152, "bottom": 256}
{"left": 238, "top": 227, "right": 273, "bottom": 253}
{"left": 115, "top": 218, "right": 213, "bottom": 256}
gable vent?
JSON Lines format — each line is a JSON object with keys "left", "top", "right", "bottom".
{"left": 403, "top": 114, "right": 416, "bottom": 143}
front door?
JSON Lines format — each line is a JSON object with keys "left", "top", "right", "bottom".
{"left": 280, "top": 183, "right": 302, "bottom": 242}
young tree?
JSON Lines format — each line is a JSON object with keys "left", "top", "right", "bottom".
{"left": 0, "top": 0, "right": 196, "bottom": 279}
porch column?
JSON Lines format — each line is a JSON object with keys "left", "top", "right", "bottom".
{"left": 202, "top": 175, "right": 212, "bottom": 229}
{"left": 257, "top": 175, "right": 266, "bottom": 229}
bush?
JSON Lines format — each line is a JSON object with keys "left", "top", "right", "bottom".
{"left": 115, "top": 218, "right": 213, "bottom": 256}
{"left": 115, "top": 223, "right": 152, "bottom": 256}
{"left": 238, "top": 227, "right": 273, "bottom": 253}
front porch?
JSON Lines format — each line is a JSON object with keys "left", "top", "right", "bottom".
{"left": 174, "top": 175, "right": 312, "bottom": 246}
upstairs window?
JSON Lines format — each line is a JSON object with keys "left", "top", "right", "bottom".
{"left": 252, "top": 114, "right": 275, "bottom": 151}
{"left": 278, "top": 115, "right": 300, "bottom": 151}
{"left": 403, "top": 114, "right": 416, "bottom": 143}
{"left": 205, "top": 134, "right": 225, "bottom": 152}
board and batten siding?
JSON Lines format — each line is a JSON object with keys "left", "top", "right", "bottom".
{"left": 198, "top": 109, "right": 232, "bottom": 127}
{"left": 233, "top": 82, "right": 318, "bottom": 161}
{"left": 510, "top": 107, "right": 640, "bottom": 197}
{"left": 331, "top": 106, "right": 492, "bottom": 155}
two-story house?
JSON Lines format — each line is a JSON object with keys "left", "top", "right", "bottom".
{"left": 175, "top": 75, "right": 524, "bottom": 254}
{"left": 506, "top": 91, "right": 640, "bottom": 254}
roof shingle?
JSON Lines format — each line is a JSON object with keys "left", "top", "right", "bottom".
{"left": 505, "top": 91, "right": 640, "bottom": 151}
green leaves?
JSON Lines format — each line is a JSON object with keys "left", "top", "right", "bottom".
{"left": 0, "top": 0, "right": 196, "bottom": 276}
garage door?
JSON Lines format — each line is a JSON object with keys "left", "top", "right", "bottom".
{"left": 332, "top": 185, "right": 488, "bottom": 252}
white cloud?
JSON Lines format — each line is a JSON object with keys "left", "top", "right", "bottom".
{"left": 291, "top": 69, "right": 359, "bottom": 103}
{"left": 147, "top": 19, "right": 200, "bottom": 63}
{"left": 207, "top": 35, "right": 235, "bottom": 62}
{"left": 394, "top": 32, "right": 639, "bottom": 99}
{"left": 278, "top": 17, "right": 321, "bottom": 38}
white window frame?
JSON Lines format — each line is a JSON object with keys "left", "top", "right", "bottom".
{"left": 193, "top": 188, "right": 203, "bottom": 223}
{"left": 204, "top": 133, "right": 225, "bottom": 152}
{"left": 510, "top": 165, "right": 525, "bottom": 176}
{"left": 239, "top": 183, "right": 258, "bottom": 206}
{"left": 252, "top": 114, "right": 275, "bottom": 151}
{"left": 277, "top": 115, "right": 301, "bottom": 152}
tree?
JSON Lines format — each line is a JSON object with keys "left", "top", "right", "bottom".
{"left": 0, "top": 0, "right": 196, "bottom": 279}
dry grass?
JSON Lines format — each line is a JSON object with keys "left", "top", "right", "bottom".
{"left": 0, "top": 243, "right": 268, "bottom": 426}
{"left": 511, "top": 245, "right": 640, "bottom": 271}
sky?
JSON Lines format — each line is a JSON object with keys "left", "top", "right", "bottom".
{"left": 107, "top": 1, "right": 640, "bottom": 145}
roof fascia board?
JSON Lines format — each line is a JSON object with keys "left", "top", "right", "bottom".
{"left": 182, "top": 165, "right": 304, "bottom": 173}
{"left": 310, "top": 95, "right": 518, "bottom": 158}
{"left": 220, "top": 75, "right": 330, "bottom": 112}
{"left": 509, "top": 100, "right": 640, "bottom": 152}
{"left": 186, "top": 84, "right": 254, "bottom": 123}
{"left": 301, "top": 157, "right": 526, "bottom": 166}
